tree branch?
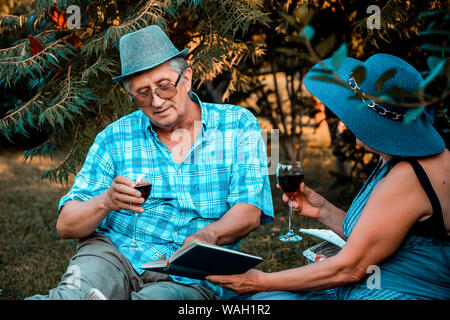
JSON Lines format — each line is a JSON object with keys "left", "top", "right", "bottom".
{"left": 1, "top": 92, "right": 42, "bottom": 121}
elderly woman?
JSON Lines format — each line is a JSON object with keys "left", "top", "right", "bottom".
{"left": 207, "top": 53, "right": 449, "bottom": 300}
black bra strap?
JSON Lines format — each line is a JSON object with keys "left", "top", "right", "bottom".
{"left": 389, "top": 157, "right": 448, "bottom": 241}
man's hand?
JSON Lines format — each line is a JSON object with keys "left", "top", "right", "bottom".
{"left": 102, "top": 175, "right": 146, "bottom": 214}
{"left": 183, "top": 203, "right": 261, "bottom": 246}
{"left": 206, "top": 269, "right": 268, "bottom": 295}
{"left": 183, "top": 229, "right": 218, "bottom": 245}
{"left": 57, "top": 175, "right": 148, "bottom": 239}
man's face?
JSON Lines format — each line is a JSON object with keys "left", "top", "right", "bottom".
{"left": 127, "top": 61, "right": 193, "bottom": 130}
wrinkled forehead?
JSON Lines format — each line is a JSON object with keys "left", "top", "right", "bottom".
{"left": 127, "top": 61, "right": 178, "bottom": 90}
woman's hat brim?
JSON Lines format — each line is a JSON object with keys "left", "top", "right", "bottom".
{"left": 304, "top": 57, "right": 445, "bottom": 157}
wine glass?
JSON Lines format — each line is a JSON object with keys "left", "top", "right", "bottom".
{"left": 277, "top": 161, "right": 304, "bottom": 242}
{"left": 121, "top": 174, "right": 152, "bottom": 251}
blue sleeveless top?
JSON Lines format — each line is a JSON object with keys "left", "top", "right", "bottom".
{"left": 340, "top": 158, "right": 450, "bottom": 300}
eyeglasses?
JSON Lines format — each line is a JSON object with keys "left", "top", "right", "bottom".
{"left": 131, "top": 71, "right": 183, "bottom": 108}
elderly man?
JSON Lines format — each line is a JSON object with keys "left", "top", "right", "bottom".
{"left": 26, "top": 25, "right": 273, "bottom": 300}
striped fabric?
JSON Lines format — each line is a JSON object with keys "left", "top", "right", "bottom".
{"left": 342, "top": 159, "right": 387, "bottom": 239}
{"left": 58, "top": 93, "right": 274, "bottom": 298}
{"left": 336, "top": 284, "right": 418, "bottom": 300}
{"left": 242, "top": 157, "right": 448, "bottom": 300}
{"left": 341, "top": 158, "right": 449, "bottom": 300}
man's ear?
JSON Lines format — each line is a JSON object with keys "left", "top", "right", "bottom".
{"left": 121, "top": 78, "right": 133, "bottom": 97}
{"left": 182, "top": 67, "right": 193, "bottom": 92}
{"left": 123, "top": 87, "right": 133, "bottom": 101}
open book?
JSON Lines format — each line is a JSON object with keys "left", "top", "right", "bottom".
{"left": 299, "top": 228, "right": 346, "bottom": 248}
{"left": 141, "top": 240, "right": 263, "bottom": 279}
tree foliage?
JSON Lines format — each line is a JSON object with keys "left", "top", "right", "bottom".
{"left": 0, "top": 0, "right": 269, "bottom": 184}
{"left": 0, "top": 0, "right": 448, "bottom": 187}
{"left": 225, "top": 0, "right": 449, "bottom": 185}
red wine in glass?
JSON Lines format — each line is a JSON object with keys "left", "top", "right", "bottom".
{"left": 135, "top": 183, "right": 151, "bottom": 201}
{"left": 277, "top": 173, "right": 304, "bottom": 199}
{"left": 277, "top": 161, "right": 304, "bottom": 242}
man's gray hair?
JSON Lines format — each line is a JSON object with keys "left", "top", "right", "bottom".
{"left": 123, "top": 57, "right": 190, "bottom": 95}
{"left": 169, "top": 56, "right": 189, "bottom": 74}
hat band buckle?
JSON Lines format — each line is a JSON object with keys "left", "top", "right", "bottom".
{"left": 348, "top": 75, "right": 403, "bottom": 122}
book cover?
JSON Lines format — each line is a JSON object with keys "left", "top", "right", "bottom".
{"left": 141, "top": 240, "right": 263, "bottom": 279}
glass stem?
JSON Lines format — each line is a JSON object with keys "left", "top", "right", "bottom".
{"left": 288, "top": 199, "right": 293, "bottom": 234}
{"left": 131, "top": 212, "right": 138, "bottom": 246}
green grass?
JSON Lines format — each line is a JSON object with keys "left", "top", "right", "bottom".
{"left": 0, "top": 146, "right": 358, "bottom": 300}
{"left": 0, "top": 148, "right": 77, "bottom": 299}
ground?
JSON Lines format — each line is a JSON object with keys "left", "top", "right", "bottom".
{"left": 0, "top": 140, "right": 357, "bottom": 299}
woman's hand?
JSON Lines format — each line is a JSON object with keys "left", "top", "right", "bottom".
{"left": 206, "top": 269, "right": 269, "bottom": 295}
{"left": 278, "top": 182, "right": 327, "bottom": 220}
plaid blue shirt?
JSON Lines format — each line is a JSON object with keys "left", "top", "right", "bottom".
{"left": 58, "top": 93, "right": 274, "bottom": 298}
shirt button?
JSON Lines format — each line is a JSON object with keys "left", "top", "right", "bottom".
{"left": 174, "top": 232, "right": 178, "bottom": 237}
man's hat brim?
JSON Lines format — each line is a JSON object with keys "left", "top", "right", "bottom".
{"left": 112, "top": 47, "right": 189, "bottom": 83}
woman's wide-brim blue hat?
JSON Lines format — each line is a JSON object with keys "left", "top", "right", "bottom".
{"left": 304, "top": 53, "right": 445, "bottom": 157}
{"left": 113, "top": 25, "right": 189, "bottom": 83}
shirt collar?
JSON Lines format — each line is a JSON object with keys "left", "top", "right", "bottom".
{"left": 141, "top": 91, "right": 209, "bottom": 135}
{"left": 192, "top": 92, "right": 209, "bottom": 131}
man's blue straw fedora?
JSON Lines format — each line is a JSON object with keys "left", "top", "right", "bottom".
{"left": 304, "top": 53, "right": 445, "bottom": 157}
{"left": 112, "top": 25, "right": 189, "bottom": 83}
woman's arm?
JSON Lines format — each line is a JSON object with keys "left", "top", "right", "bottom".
{"left": 315, "top": 199, "right": 347, "bottom": 240}
{"left": 208, "top": 162, "right": 431, "bottom": 294}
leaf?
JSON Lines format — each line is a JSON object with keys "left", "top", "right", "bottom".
{"left": 404, "top": 106, "right": 425, "bottom": 124}
{"left": 310, "top": 75, "right": 347, "bottom": 88}
{"left": 346, "top": 95, "right": 363, "bottom": 101}
{"left": 420, "top": 44, "right": 450, "bottom": 53}
{"left": 50, "top": 6, "right": 67, "bottom": 29}
{"left": 421, "top": 57, "right": 446, "bottom": 89}
{"left": 17, "top": 116, "right": 27, "bottom": 136}
{"left": 28, "top": 35, "right": 43, "bottom": 56}
{"left": 3, "top": 129, "right": 13, "bottom": 143}
{"left": 418, "top": 9, "right": 449, "bottom": 20}
{"left": 316, "top": 33, "right": 336, "bottom": 58}
{"left": 427, "top": 56, "right": 445, "bottom": 70}
{"left": 273, "top": 47, "right": 302, "bottom": 57}
{"left": 419, "top": 29, "right": 450, "bottom": 36}
{"left": 299, "top": 25, "right": 315, "bottom": 41}
{"left": 308, "top": 68, "right": 334, "bottom": 76}
{"left": 26, "top": 110, "right": 35, "bottom": 127}
{"left": 376, "top": 68, "right": 396, "bottom": 93}
{"left": 66, "top": 34, "right": 83, "bottom": 48}
{"left": 354, "top": 101, "right": 367, "bottom": 111}
{"left": 294, "top": 5, "right": 314, "bottom": 25}
{"left": 178, "top": 0, "right": 202, "bottom": 11}
{"left": 46, "top": 52, "right": 59, "bottom": 68}
{"left": 351, "top": 66, "right": 366, "bottom": 84}
{"left": 331, "top": 43, "right": 347, "bottom": 70}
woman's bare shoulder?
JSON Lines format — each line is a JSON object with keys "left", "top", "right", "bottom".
{"left": 385, "top": 149, "right": 449, "bottom": 226}
{"left": 385, "top": 150, "right": 449, "bottom": 185}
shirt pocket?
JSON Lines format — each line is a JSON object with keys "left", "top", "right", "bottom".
{"left": 142, "top": 198, "right": 164, "bottom": 210}
{"left": 141, "top": 197, "right": 175, "bottom": 219}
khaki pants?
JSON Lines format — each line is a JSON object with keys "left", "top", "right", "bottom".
{"left": 26, "top": 233, "right": 218, "bottom": 300}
